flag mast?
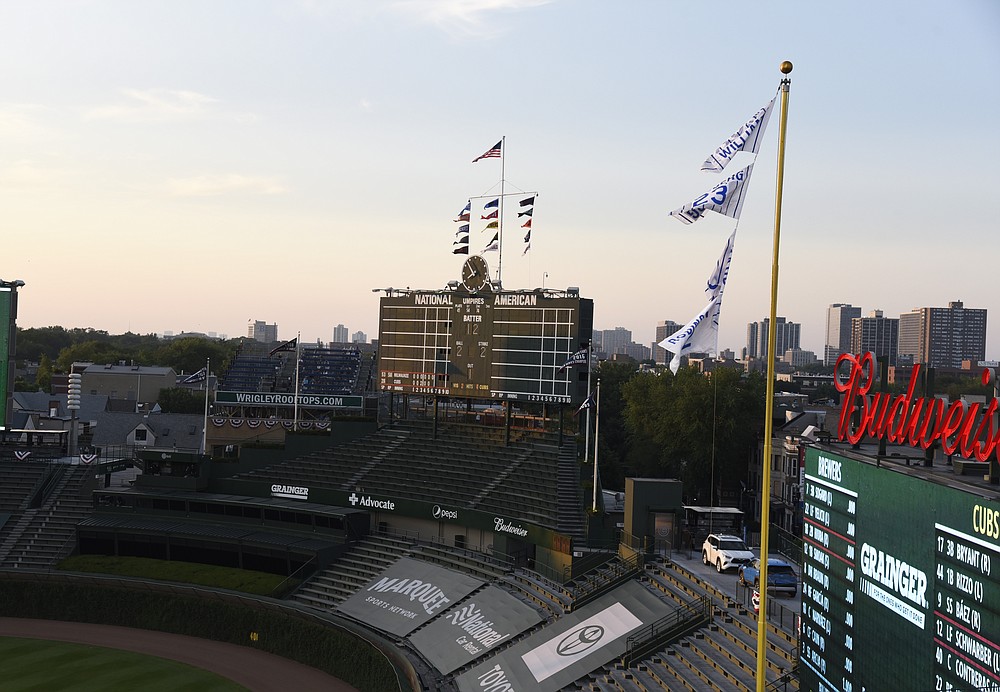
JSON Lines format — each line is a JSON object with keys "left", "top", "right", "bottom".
{"left": 592, "top": 376, "right": 601, "bottom": 512}
{"left": 497, "top": 135, "right": 506, "bottom": 289}
{"left": 201, "top": 357, "right": 210, "bottom": 455}
{"left": 293, "top": 331, "right": 301, "bottom": 433}
{"left": 756, "top": 60, "right": 793, "bottom": 691}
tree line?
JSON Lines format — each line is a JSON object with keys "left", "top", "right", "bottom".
{"left": 16, "top": 326, "right": 238, "bottom": 393}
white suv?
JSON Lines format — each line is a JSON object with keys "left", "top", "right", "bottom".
{"left": 702, "top": 533, "right": 754, "bottom": 573}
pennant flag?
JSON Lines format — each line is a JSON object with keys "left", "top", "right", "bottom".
{"left": 180, "top": 367, "right": 207, "bottom": 385}
{"left": 473, "top": 141, "right": 502, "bottom": 162}
{"left": 522, "top": 243, "right": 530, "bottom": 255}
{"left": 659, "top": 230, "right": 737, "bottom": 373}
{"left": 521, "top": 218, "right": 532, "bottom": 229}
{"left": 456, "top": 224, "right": 470, "bottom": 234}
{"left": 574, "top": 391, "right": 596, "bottom": 416}
{"left": 481, "top": 210, "right": 498, "bottom": 220}
{"left": 453, "top": 245, "right": 470, "bottom": 254}
{"left": 484, "top": 233, "right": 499, "bottom": 252}
{"left": 454, "top": 201, "right": 471, "bottom": 219}
{"left": 523, "top": 230, "right": 531, "bottom": 243}
{"left": 519, "top": 196, "right": 535, "bottom": 207}
{"left": 269, "top": 337, "right": 297, "bottom": 356}
{"left": 455, "top": 212, "right": 470, "bottom": 222}
{"left": 557, "top": 348, "right": 589, "bottom": 373}
{"left": 483, "top": 221, "right": 498, "bottom": 230}
{"left": 701, "top": 97, "right": 775, "bottom": 173}
{"left": 454, "top": 235, "right": 469, "bottom": 244}
{"left": 517, "top": 208, "right": 533, "bottom": 218}
{"left": 484, "top": 198, "right": 499, "bottom": 209}
{"left": 669, "top": 163, "right": 754, "bottom": 225}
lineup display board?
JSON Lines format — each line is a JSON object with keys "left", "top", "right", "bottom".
{"left": 377, "top": 290, "right": 593, "bottom": 404}
{"left": 801, "top": 447, "right": 1000, "bottom": 692}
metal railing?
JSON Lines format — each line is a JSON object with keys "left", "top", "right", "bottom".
{"left": 621, "top": 594, "right": 713, "bottom": 667}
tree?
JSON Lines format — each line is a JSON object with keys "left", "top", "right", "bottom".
{"left": 158, "top": 388, "right": 206, "bottom": 414}
{"left": 622, "top": 365, "right": 765, "bottom": 504}
{"left": 36, "top": 354, "right": 54, "bottom": 393}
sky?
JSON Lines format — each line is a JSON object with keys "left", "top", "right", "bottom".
{"left": 2, "top": 0, "right": 999, "bottom": 359}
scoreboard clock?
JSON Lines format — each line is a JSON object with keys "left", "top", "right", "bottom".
{"left": 800, "top": 446, "right": 1000, "bottom": 692}
{"left": 377, "top": 259, "right": 593, "bottom": 404}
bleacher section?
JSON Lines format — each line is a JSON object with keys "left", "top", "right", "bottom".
{"left": 284, "top": 529, "right": 798, "bottom": 691}
{"left": 233, "top": 420, "right": 584, "bottom": 535}
{"left": 220, "top": 339, "right": 368, "bottom": 396}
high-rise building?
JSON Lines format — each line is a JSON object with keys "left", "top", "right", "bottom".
{"left": 333, "top": 324, "right": 348, "bottom": 343}
{"left": 850, "top": 310, "right": 899, "bottom": 365}
{"left": 352, "top": 331, "right": 367, "bottom": 344}
{"left": 898, "top": 300, "right": 987, "bottom": 368}
{"left": 653, "top": 320, "right": 682, "bottom": 364}
{"left": 746, "top": 317, "right": 800, "bottom": 360}
{"left": 247, "top": 320, "right": 278, "bottom": 343}
{"left": 599, "top": 327, "right": 632, "bottom": 357}
{"left": 825, "top": 303, "right": 861, "bottom": 365}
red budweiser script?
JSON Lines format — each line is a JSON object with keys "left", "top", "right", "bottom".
{"left": 834, "top": 352, "right": 999, "bottom": 461}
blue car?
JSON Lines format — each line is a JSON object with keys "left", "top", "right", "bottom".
{"left": 738, "top": 558, "right": 798, "bottom": 595}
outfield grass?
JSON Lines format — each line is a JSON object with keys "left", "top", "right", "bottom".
{"left": 0, "top": 637, "right": 247, "bottom": 691}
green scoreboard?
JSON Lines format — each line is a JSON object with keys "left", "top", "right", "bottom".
{"left": 377, "top": 289, "right": 593, "bottom": 405}
{"left": 801, "top": 447, "right": 1000, "bottom": 692}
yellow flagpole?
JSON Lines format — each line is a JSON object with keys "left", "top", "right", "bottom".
{"left": 756, "top": 60, "right": 793, "bottom": 691}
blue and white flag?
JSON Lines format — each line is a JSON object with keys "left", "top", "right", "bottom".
{"left": 180, "top": 367, "right": 207, "bottom": 384}
{"left": 659, "top": 230, "right": 736, "bottom": 374}
{"left": 574, "top": 391, "right": 596, "bottom": 416}
{"left": 483, "top": 233, "right": 499, "bottom": 252}
{"left": 701, "top": 97, "right": 775, "bottom": 173}
{"left": 557, "top": 348, "right": 589, "bottom": 373}
{"left": 670, "top": 164, "right": 753, "bottom": 225}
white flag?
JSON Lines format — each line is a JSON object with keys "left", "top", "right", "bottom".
{"left": 660, "top": 230, "right": 736, "bottom": 374}
{"left": 701, "top": 97, "right": 775, "bottom": 173}
{"left": 669, "top": 163, "right": 753, "bottom": 225}
{"left": 660, "top": 295, "right": 722, "bottom": 374}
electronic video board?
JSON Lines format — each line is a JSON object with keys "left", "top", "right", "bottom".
{"left": 377, "top": 289, "right": 593, "bottom": 404}
{"left": 800, "top": 447, "right": 1000, "bottom": 692}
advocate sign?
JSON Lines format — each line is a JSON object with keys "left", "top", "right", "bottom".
{"left": 834, "top": 352, "right": 1000, "bottom": 461}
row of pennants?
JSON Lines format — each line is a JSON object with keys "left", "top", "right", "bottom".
{"left": 452, "top": 194, "right": 536, "bottom": 256}
{"left": 10, "top": 450, "right": 99, "bottom": 464}
{"left": 211, "top": 418, "right": 331, "bottom": 430}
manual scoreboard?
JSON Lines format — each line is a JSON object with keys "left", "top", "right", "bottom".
{"left": 377, "top": 289, "right": 593, "bottom": 404}
{"left": 800, "top": 447, "right": 1000, "bottom": 692}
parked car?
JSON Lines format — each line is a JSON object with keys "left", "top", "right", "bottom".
{"left": 739, "top": 557, "right": 798, "bottom": 595}
{"left": 701, "top": 533, "right": 755, "bottom": 573}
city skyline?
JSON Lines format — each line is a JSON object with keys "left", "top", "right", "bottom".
{"left": 2, "top": 2, "right": 998, "bottom": 359}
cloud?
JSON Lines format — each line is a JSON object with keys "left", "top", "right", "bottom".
{"left": 0, "top": 104, "right": 57, "bottom": 141}
{"left": 86, "top": 88, "right": 256, "bottom": 123}
{"left": 164, "top": 174, "right": 287, "bottom": 197}
{"left": 388, "top": 0, "right": 552, "bottom": 38}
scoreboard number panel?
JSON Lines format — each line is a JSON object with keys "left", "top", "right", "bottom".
{"left": 378, "top": 289, "right": 593, "bottom": 404}
{"left": 801, "top": 447, "right": 1000, "bottom": 692}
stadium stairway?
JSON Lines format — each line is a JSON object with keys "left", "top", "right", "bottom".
{"left": 556, "top": 443, "right": 587, "bottom": 542}
{"left": 0, "top": 465, "right": 92, "bottom": 570}
{"left": 289, "top": 532, "right": 414, "bottom": 611}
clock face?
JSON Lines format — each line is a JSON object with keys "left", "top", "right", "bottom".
{"left": 461, "top": 255, "right": 491, "bottom": 292}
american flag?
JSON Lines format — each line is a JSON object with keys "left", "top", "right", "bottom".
{"left": 472, "top": 140, "right": 502, "bottom": 162}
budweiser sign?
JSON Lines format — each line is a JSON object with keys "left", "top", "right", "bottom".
{"left": 834, "top": 352, "right": 998, "bottom": 461}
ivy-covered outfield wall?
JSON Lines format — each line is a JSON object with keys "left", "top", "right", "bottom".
{"left": 0, "top": 574, "right": 413, "bottom": 692}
